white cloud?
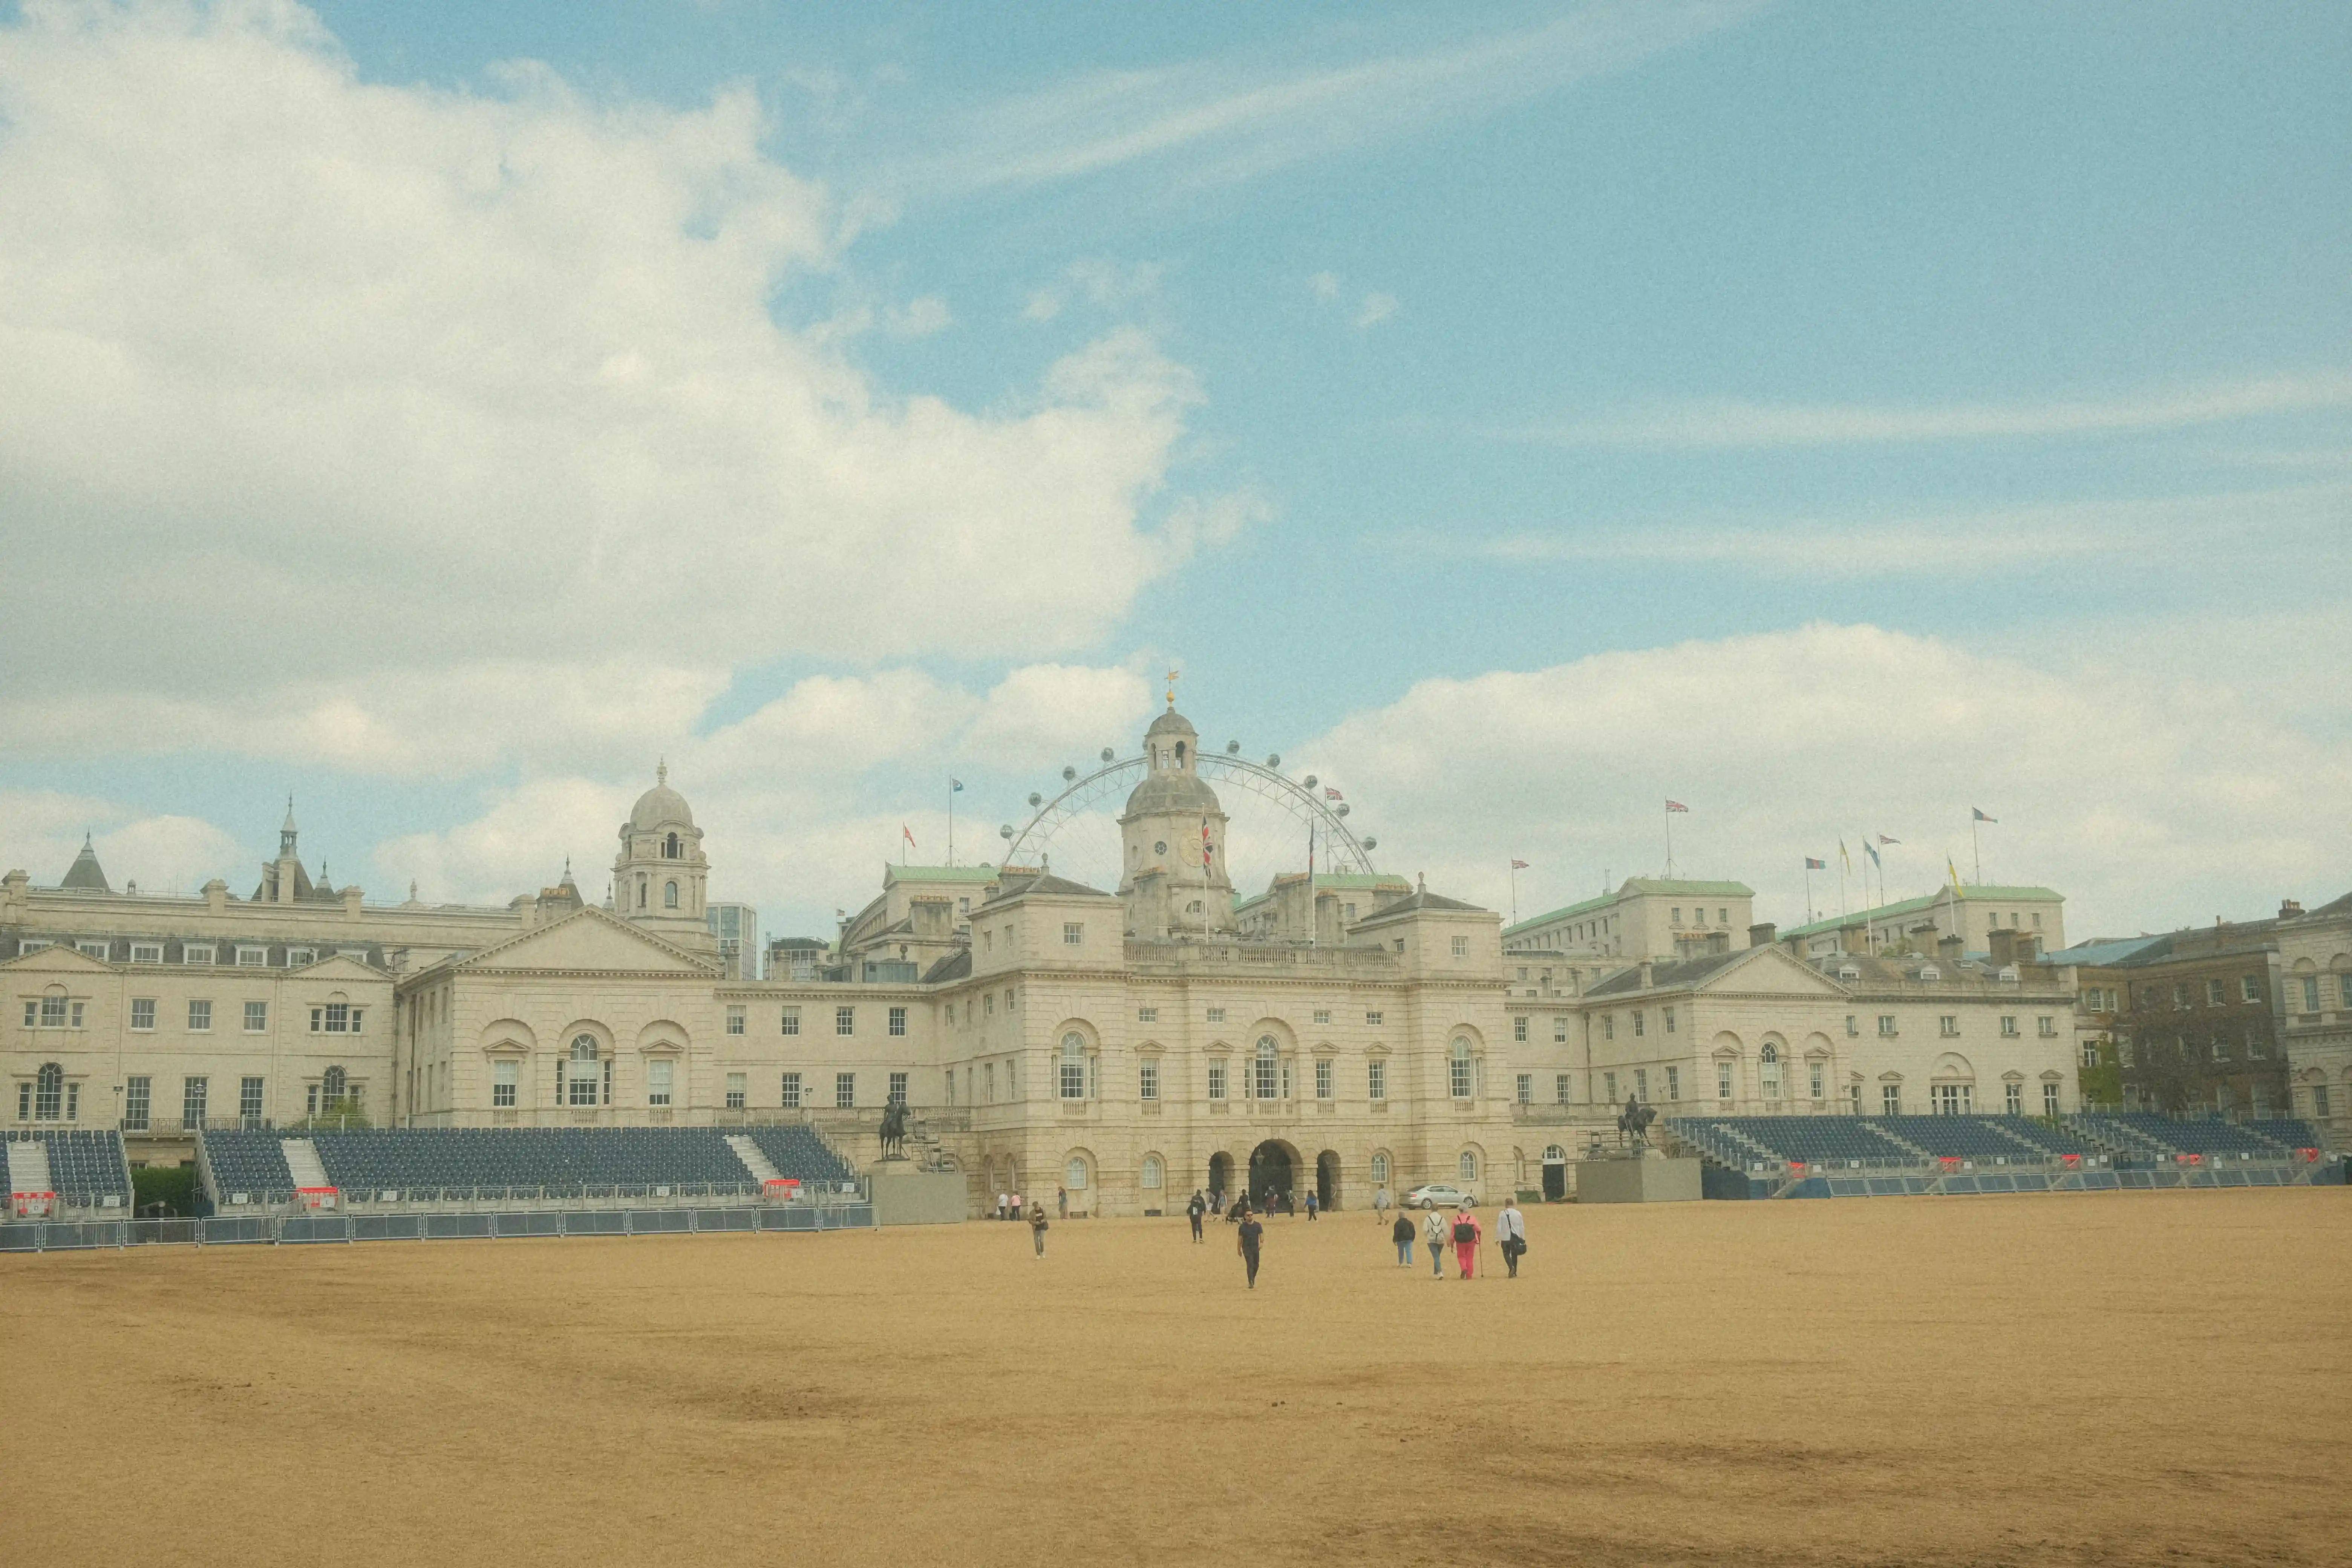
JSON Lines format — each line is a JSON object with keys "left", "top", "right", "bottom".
{"left": 903, "top": 1, "right": 1765, "bottom": 195}
{"left": 885, "top": 294, "right": 952, "bottom": 337}
{"left": 375, "top": 778, "right": 636, "bottom": 907}
{"left": 1023, "top": 258, "right": 1164, "bottom": 323}
{"left": 1518, "top": 370, "right": 2352, "bottom": 449}
{"left": 1308, "top": 271, "right": 1341, "bottom": 301}
{"left": 1295, "top": 621, "right": 2352, "bottom": 937}
{"left": 961, "top": 664, "right": 1154, "bottom": 769}
{"left": 0, "top": 3, "right": 1208, "bottom": 770}
{"left": 1354, "top": 291, "right": 1398, "bottom": 330}
{"left": 0, "top": 789, "right": 245, "bottom": 894}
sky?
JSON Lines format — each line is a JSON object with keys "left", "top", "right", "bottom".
{"left": 2, "top": 0, "right": 2347, "bottom": 942}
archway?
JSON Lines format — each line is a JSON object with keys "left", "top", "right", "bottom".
{"left": 1248, "top": 1140, "right": 1298, "bottom": 1210}
{"left": 1315, "top": 1150, "right": 1341, "bottom": 1211}
{"left": 1207, "top": 1151, "right": 1234, "bottom": 1202}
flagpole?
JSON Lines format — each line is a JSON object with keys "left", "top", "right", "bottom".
{"left": 1664, "top": 805, "right": 1674, "bottom": 879}
{"left": 1804, "top": 862, "right": 1812, "bottom": 922}
{"left": 947, "top": 783, "right": 954, "bottom": 867}
{"left": 1509, "top": 860, "right": 1519, "bottom": 925}
{"left": 1971, "top": 815, "right": 1980, "bottom": 885}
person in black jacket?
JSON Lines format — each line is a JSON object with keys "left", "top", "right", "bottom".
{"left": 1391, "top": 1210, "right": 1416, "bottom": 1266}
{"left": 1186, "top": 1190, "right": 1206, "bottom": 1242}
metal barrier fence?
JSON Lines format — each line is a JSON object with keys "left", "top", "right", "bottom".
{"left": 204, "top": 1179, "right": 870, "bottom": 1212}
{"left": 0, "top": 1204, "right": 876, "bottom": 1253}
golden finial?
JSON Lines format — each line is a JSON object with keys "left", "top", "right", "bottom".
{"left": 1165, "top": 666, "right": 1180, "bottom": 707}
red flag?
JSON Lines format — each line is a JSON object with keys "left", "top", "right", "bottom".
{"left": 1511, "top": 859, "right": 1530, "bottom": 870}
{"left": 1665, "top": 800, "right": 1689, "bottom": 813}
{"left": 902, "top": 825, "right": 916, "bottom": 847}
{"left": 1323, "top": 786, "right": 1344, "bottom": 801}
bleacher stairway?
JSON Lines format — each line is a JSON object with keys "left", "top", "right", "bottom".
{"left": 7, "top": 1139, "right": 52, "bottom": 1202}
{"left": 725, "top": 1135, "right": 782, "bottom": 1184}
{"left": 281, "top": 1138, "right": 332, "bottom": 1192}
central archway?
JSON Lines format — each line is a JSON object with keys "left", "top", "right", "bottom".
{"left": 1207, "top": 1150, "right": 1234, "bottom": 1201}
{"left": 1315, "top": 1150, "right": 1341, "bottom": 1211}
{"left": 1248, "top": 1140, "right": 1298, "bottom": 1208}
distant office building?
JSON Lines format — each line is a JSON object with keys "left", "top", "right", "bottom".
{"left": 706, "top": 903, "right": 758, "bottom": 980}
{"left": 1504, "top": 878, "right": 1756, "bottom": 964}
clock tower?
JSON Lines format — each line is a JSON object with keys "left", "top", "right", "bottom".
{"left": 1118, "top": 701, "right": 1235, "bottom": 939}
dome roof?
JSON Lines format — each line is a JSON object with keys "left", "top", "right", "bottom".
{"left": 1125, "top": 769, "right": 1222, "bottom": 817}
{"left": 1145, "top": 706, "right": 1197, "bottom": 740}
{"left": 629, "top": 763, "right": 695, "bottom": 830}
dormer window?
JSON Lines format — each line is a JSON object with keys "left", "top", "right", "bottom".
{"left": 1918, "top": 965, "right": 1940, "bottom": 981}
{"left": 1838, "top": 965, "right": 1860, "bottom": 981}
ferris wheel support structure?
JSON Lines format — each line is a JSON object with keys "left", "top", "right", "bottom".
{"left": 999, "top": 753, "right": 1375, "bottom": 878}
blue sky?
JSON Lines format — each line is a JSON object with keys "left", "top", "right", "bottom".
{"left": 1, "top": 1, "right": 2346, "bottom": 938}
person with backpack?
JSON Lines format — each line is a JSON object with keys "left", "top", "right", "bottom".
{"left": 1496, "top": 1197, "right": 1527, "bottom": 1278}
{"left": 1422, "top": 1205, "right": 1449, "bottom": 1277}
{"left": 1391, "top": 1208, "right": 1416, "bottom": 1266}
{"left": 1449, "top": 1202, "right": 1483, "bottom": 1280}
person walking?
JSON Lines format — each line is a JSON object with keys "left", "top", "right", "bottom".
{"left": 1236, "top": 1207, "right": 1264, "bottom": 1288}
{"left": 1305, "top": 1190, "right": 1319, "bottom": 1222}
{"left": 1187, "top": 1189, "right": 1207, "bottom": 1242}
{"left": 1391, "top": 1209, "right": 1415, "bottom": 1267}
{"left": 1496, "top": 1197, "right": 1527, "bottom": 1279}
{"left": 995, "top": 1191, "right": 1008, "bottom": 1222}
{"left": 1029, "top": 1202, "right": 1050, "bottom": 1258}
{"left": 1010, "top": 1192, "right": 1023, "bottom": 1222}
{"left": 1058, "top": 1186, "right": 1069, "bottom": 1220}
{"left": 1423, "top": 1204, "right": 1449, "bottom": 1278}
{"left": 1373, "top": 1185, "right": 1392, "bottom": 1225}
{"left": 1450, "top": 1203, "right": 1483, "bottom": 1280}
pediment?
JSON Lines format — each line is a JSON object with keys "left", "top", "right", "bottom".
{"left": 1701, "top": 946, "right": 1849, "bottom": 997}
{"left": 289, "top": 954, "right": 386, "bottom": 982}
{"left": 458, "top": 906, "right": 715, "bottom": 976}
{"left": 0, "top": 943, "right": 114, "bottom": 974}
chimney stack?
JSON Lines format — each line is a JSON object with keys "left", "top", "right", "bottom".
{"left": 1747, "top": 921, "right": 1777, "bottom": 948}
{"left": 2280, "top": 898, "right": 2304, "bottom": 920}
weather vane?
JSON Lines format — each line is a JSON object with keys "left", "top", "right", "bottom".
{"left": 1166, "top": 665, "right": 1180, "bottom": 707}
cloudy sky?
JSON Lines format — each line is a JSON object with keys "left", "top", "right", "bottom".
{"left": 2, "top": 0, "right": 2347, "bottom": 941}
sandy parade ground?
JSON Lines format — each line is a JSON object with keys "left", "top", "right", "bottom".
{"left": 4, "top": 1189, "right": 2348, "bottom": 1568}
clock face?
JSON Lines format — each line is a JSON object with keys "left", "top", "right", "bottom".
{"left": 1179, "top": 838, "right": 1204, "bottom": 868}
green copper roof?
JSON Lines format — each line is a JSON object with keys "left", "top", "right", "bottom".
{"left": 1781, "top": 885, "right": 2064, "bottom": 940}
{"left": 1502, "top": 878, "right": 1755, "bottom": 938}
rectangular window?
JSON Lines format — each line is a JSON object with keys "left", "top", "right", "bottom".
{"left": 1933, "top": 1083, "right": 1971, "bottom": 1115}
{"left": 1999, "top": 1015, "right": 2019, "bottom": 1037}
{"left": 1671, "top": 908, "right": 1682, "bottom": 925}
{"left": 2243, "top": 974, "right": 2262, "bottom": 1002}
{"left": 1364, "top": 1059, "right": 1384, "bottom": 1101}
{"left": 1940, "top": 1015, "right": 1960, "bottom": 1037}
{"left": 646, "top": 1060, "right": 674, "bottom": 1107}
{"left": 2342, "top": 974, "right": 2352, "bottom": 1007}
{"left": 1364, "top": 1010, "right": 1383, "bottom": 1026}
{"left": 2213, "top": 1034, "right": 2232, "bottom": 1062}
{"left": 76, "top": 939, "right": 109, "bottom": 961}
{"left": 1139, "top": 1061, "right": 1159, "bottom": 1101}
{"left": 2302, "top": 977, "right": 2321, "bottom": 1012}
{"left": 2312, "top": 1084, "right": 2331, "bottom": 1119}
{"left": 1138, "top": 1006, "right": 1158, "bottom": 1023}
{"left": 493, "top": 1060, "right": 518, "bottom": 1108}
{"left": 187, "top": 999, "right": 212, "bottom": 1032}
{"left": 1312, "top": 1009, "right": 1331, "bottom": 1025}
{"left": 1450, "top": 935, "right": 1469, "bottom": 957}
{"left": 37, "top": 994, "right": 66, "bottom": 1027}
{"left": 2081, "top": 1041, "right": 2101, "bottom": 1068}
{"left": 2044, "top": 1081, "right": 2062, "bottom": 1116}
{"left": 1666, "top": 1065, "right": 1681, "bottom": 1101}
{"left": 323, "top": 1002, "right": 350, "bottom": 1033}
{"left": 779, "top": 1006, "right": 801, "bottom": 1035}
{"left": 182, "top": 1076, "right": 208, "bottom": 1126}
{"left": 1208, "top": 1063, "right": 1228, "bottom": 1101}
{"left": 725, "top": 1071, "right": 746, "bottom": 1110}
{"left": 1449, "top": 1053, "right": 1472, "bottom": 1099}
{"left": 780, "top": 1072, "right": 802, "bottom": 1109}
{"left": 183, "top": 945, "right": 214, "bottom": 966}
{"left": 983, "top": 1063, "right": 995, "bottom": 1101}
{"left": 1876, "top": 1084, "right": 1899, "bottom": 1115}
{"left": 888, "top": 1071, "right": 908, "bottom": 1107}
{"left": 984, "top": 993, "right": 995, "bottom": 1017}
{"left": 239, "top": 1076, "right": 264, "bottom": 1123}
{"left": 1063, "top": 922, "right": 1083, "bottom": 946}
{"left": 124, "top": 1076, "right": 151, "bottom": 1131}
{"left": 1553, "top": 1016, "right": 1568, "bottom": 1044}
{"left": 888, "top": 1006, "right": 908, "bottom": 1038}
{"left": 1205, "top": 1007, "right": 1226, "bottom": 1023}
{"left": 835, "top": 1072, "right": 855, "bottom": 1109}
{"left": 286, "top": 947, "right": 314, "bottom": 967}
{"left": 1664, "top": 1006, "right": 1677, "bottom": 1034}
{"left": 1634, "top": 1068, "right": 1648, "bottom": 1101}
{"left": 2207, "top": 978, "right": 2225, "bottom": 1006}
{"left": 1632, "top": 1012, "right": 1645, "bottom": 1038}
{"left": 1512, "top": 1015, "right": 1528, "bottom": 1043}
{"left": 2037, "top": 1015, "right": 2057, "bottom": 1038}
{"left": 1877, "top": 1015, "right": 1897, "bottom": 1038}
{"left": 1062, "top": 1053, "right": 1087, "bottom": 1100}
{"left": 726, "top": 1004, "right": 746, "bottom": 1036}
{"left": 836, "top": 1006, "right": 854, "bottom": 1036}
{"left": 1511, "top": 1071, "right": 1531, "bottom": 1104}
{"left": 1809, "top": 1062, "right": 1825, "bottom": 1099}
{"left": 236, "top": 946, "right": 266, "bottom": 967}
{"left": 15, "top": 1081, "right": 27, "bottom": 1120}
{"left": 1315, "top": 1059, "right": 1334, "bottom": 1100}
{"left": 1604, "top": 1070, "right": 1618, "bottom": 1102}
{"left": 131, "top": 942, "right": 163, "bottom": 964}
{"left": 1845, "top": 1014, "right": 1859, "bottom": 1037}
{"left": 244, "top": 1000, "right": 268, "bottom": 1033}
{"left": 1603, "top": 1015, "right": 1615, "bottom": 1041}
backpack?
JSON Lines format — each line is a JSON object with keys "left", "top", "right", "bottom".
{"left": 1452, "top": 1220, "right": 1476, "bottom": 1244}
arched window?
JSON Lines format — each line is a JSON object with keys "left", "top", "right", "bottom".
{"left": 1060, "top": 1032, "right": 1087, "bottom": 1100}
{"left": 1760, "top": 1043, "right": 1783, "bottom": 1099}
{"left": 568, "top": 1035, "right": 602, "bottom": 1107}
{"left": 664, "top": 880, "right": 678, "bottom": 909}
{"left": 322, "top": 1065, "right": 346, "bottom": 1102}
{"left": 1065, "top": 1155, "right": 1089, "bottom": 1190}
{"left": 1254, "top": 1037, "right": 1279, "bottom": 1100}
{"left": 635, "top": 874, "right": 646, "bottom": 910}
{"left": 1174, "top": 741, "right": 1186, "bottom": 767}
{"left": 34, "top": 1061, "right": 64, "bottom": 1121}
{"left": 1449, "top": 1038, "right": 1474, "bottom": 1099}
{"left": 1544, "top": 1144, "right": 1566, "bottom": 1162}
{"left": 1140, "top": 1154, "right": 1164, "bottom": 1190}
{"left": 1459, "top": 1149, "right": 1479, "bottom": 1184}
{"left": 1369, "top": 1151, "right": 1390, "bottom": 1185}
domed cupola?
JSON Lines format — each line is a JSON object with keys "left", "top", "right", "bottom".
{"left": 1118, "top": 695, "right": 1234, "bottom": 938}
{"left": 612, "top": 762, "right": 716, "bottom": 951}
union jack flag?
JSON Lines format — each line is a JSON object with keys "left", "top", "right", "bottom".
{"left": 1665, "top": 800, "right": 1689, "bottom": 813}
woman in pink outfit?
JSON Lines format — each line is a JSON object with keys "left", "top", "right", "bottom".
{"left": 1450, "top": 1204, "right": 1482, "bottom": 1280}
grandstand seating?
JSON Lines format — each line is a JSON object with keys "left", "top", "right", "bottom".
{"left": 1874, "top": 1116, "right": 2093, "bottom": 1160}
{"left": 1671, "top": 1115, "right": 2099, "bottom": 1168}
{"left": 2, "top": 1129, "right": 134, "bottom": 1208}
{"left": 1984, "top": 1118, "right": 2099, "bottom": 1157}
{"left": 1677, "top": 1116, "right": 1914, "bottom": 1165}
{"left": 2243, "top": 1119, "right": 2324, "bottom": 1153}
{"left": 203, "top": 1130, "right": 297, "bottom": 1202}
{"left": 184, "top": 1125, "right": 862, "bottom": 1200}
{"left": 2109, "top": 1113, "right": 2302, "bottom": 1159}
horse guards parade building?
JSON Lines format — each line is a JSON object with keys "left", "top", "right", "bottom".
{"left": 7, "top": 698, "right": 2349, "bottom": 1214}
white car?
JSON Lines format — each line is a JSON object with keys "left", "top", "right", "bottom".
{"left": 1402, "top": 1183, "right": 1476, "bottom": 1211}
